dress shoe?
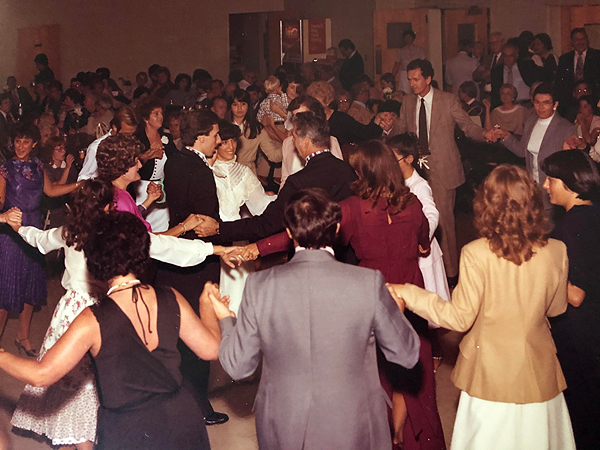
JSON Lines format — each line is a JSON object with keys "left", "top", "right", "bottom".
{"left": 205, "top": 411, "right": 229, "bottom": 426}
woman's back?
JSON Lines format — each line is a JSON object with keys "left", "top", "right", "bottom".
{"left": 90, "top": 285, "right": 209, "bottom": 449}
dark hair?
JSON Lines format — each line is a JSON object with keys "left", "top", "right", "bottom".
{"left": 571, "top": 27, "right": 587, "bottom": 40}
{"left": 288, "top": 95, "right": 326, "bottom": 120}
{"left": 148, "top": 64, "right": 161, "bottom": 77}
{"left": 291, "top": 112, "right": 330, "bottom": 148}
{"left": 577, "top": 94, "right": 600, "bottom": 115}
{"left": 349, "top": 140, "right": 414, "bottom": 215}
{"left": 42, "top": 135, "right": 66, "bottom": 164}
{"left": 402, "top": 29, "right": 416, "bottom": 40}
{"left": 136, "top": 97, "right": 164, "bottom": 123}
{"left": 284, "top": 188, "right": 342, "bottom": 249}
{"left": 0, "top": 92, "right": 12, "bottom": 104}
{"left": 379, "top": 100, "right": 401, "bottom": 116}
{"left": 174, "top": 73, "right": 192, "bottom": 92}
{"left": 34, "top": 53, "right": 49, "bottom": 65}
{"left": 459, "top": 80, "right": 478, "bottom": 99}
{"left": 246, "top": 84, "right": 260, "bottom": 94}
{"left": 64, "top": 88, "right": 84, "bottom": 105}
{"left": 406, "top": 59, "right": 434, "bottom": 80}
{"left": 133, "top": 86, "right": 150, "bottom": 100}
{"left": 534, "top": 33, "right": 553, "bottom": 51}
{"left": 96, "top": 67, "right": 110, "bottom": 80}
{"left": 192, "top": 68, "right": 212, "bottom": 83}
{"left": 97, "top": 134, "right": 144, "bottom": 182}
{"left": 180, "top": 109, "right": 218, "bottom": 147}
{"left": 533, "top": 82, "right": 556, "bottom": 103}
{"left": 63, "top": 179, "right": 114, "bottom": 251}
{"left": 13, "top": 123, "right": 40, "bottom": 143}
{"left": 338, "top": 39, "right": 355, "bottom": 51}
{"left": 380, "top": 72, "right": 396, "bottom": 91}
{"left": 218, "top": 119, "right": 241, "bottom": 142}
{"left": 541, "top": 150, "right": 600, "bottom": 201}
{"left": 387, "top": 133, "right": 419, "bottom": 167}
{"left": 84, "top": 210, "right": 150, "bottom": 282}
{"left": 228, "top": 89, "right": 262, "bottom": 139}
{"left": 48, "top": 80, "right": 63, "bottom": 92}
{"left": 474, "top": 165, "right": 548, "bottom": 265}
{"left": 112, "top": 105, "right": 139, "bottom": 131}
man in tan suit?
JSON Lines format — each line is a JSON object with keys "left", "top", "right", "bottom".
{"left": 393, "top": 59, "right": 496, "bottom": 281}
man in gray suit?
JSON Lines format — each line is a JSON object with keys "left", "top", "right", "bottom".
{"left": 392, "top": 59, "right": 496, "bottom": 283}
{"left": 210, "top": 188, "right": 420, "bottom": 450}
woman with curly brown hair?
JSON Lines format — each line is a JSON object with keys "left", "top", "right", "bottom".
{"left": 8, "top": 179, "right": 240, "bottom": 449}
{"left": 96, "top": 133, "right": 199, "bottom": 237}
{"left": 389, "top": 164, "right": 576, "bottom": 450}
{"left": 338, "top": 140, "right": 446, "bottom": 450}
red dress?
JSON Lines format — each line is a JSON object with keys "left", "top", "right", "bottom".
{"left": 340, "top": 195, "right": 446, "bottom": 450}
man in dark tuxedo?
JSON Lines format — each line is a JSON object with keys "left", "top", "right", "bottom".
{"left": 338, "top": 39, "right": 365, "bottom": 92}
{"left": 473, "top": 31, "right": 505, "bottom": 100}
{"left": 195, "top": 112, "right": 358, "bottom": 244}
{"left": 155, "top": 110, "right": 229, "bottom": 426}
{"left": 556, "top": 27, "right": 600, "bottom": 117}
{"left": 490, "top": 40, "right": 547, "bottom": 109}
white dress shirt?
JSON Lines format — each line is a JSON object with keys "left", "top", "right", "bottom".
{"left": 77, "top": 132, "right": 112, "bottom": 181}
{"left": 527, "top": 114, "right": 553, "bottom": 182}
{"left": 503, "top": 64, "right": 529, "bottom": 102}
{"left": 574, "top": 50, "right": 587, "bottom": 74}
{"left": 415, "top": 88, "right": 433, "bottom": 140}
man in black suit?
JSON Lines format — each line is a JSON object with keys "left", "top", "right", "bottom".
{"left": 338, "top": 39, "right": 365, "bottom": 92}
{"left": 490, "top": 40, "right": 547, "bottom": 109}
{"left": 195, "top": 112, "right": 358, "bottom": 245}
{"left": 155, "top": 110, "right": 229, "bottom": 426}
{"left": 6, "top": 76, "right": 33, "bottom": 121}
{"left": 556, "top": 27, "right": 600, "bottom": 117}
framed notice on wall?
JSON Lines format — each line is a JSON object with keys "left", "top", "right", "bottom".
{"left": 281, "top": 19, "right": 303, "bottom": 64}
{"left": 302, "top": 18, "right": 332, "bottom": 62}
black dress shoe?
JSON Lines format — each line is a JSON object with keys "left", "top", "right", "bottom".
{"left": 205, "top": 411, "right": 229, "bottom": 426}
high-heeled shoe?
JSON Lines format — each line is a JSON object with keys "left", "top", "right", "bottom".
{"left": 15, "top": 338, "right": 38, "bottom": 358}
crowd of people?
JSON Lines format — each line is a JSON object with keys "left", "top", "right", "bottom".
{"left": 0, "top": 24, "right": 597, "bottom": 450}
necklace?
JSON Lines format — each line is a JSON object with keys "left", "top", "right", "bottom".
{"left": 107, "top": 279, "right": 141, "bottom": 296}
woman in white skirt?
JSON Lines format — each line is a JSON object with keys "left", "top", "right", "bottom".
{"left": 9, "top": 180, "right": 240, "bottom": 449}
{"left": 212, "top": 121, "right": 276, "bottom": 314}
{"left": 389, "top": 165, "right": 576, "bottom": 450}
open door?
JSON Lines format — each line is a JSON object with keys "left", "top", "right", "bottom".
{"left": 443, "top": 7, "right": 489, "bottom": 61}
{"left": 373, "top": 9, "right": 429, "bottom": 83}
{"left": 17, "top": 24, "right": 60, "bottom": 87}
{"left": 267, "top": 10, "right": 300, "bottom": 75}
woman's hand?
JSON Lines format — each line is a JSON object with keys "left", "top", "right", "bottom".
{"left": 482, "top": 98, "right": 491, "bottom": 111}
{"left": 202, "top": 283, "right": 235, "bottom": 320}
{"left": 241, "top": 243, "right": 260, "bottom": 261}
{"left": 144, "top": 182, "right": 162, "bottom": 206}
{"left": 182, "top": 213, "right": 203, "bottom": 232}
{"left": 214, "top": 246, "right": 246, "bottom": 268}
{"left": 140, "top": 142, "right": 164, "bottom": 163}
{"left": 6, "top": 208, "right": 22, "bottom": 232}
{"left": 65, "top": 154, "right": 75, "bottom": 169}
{"left": 193, "top": 215, "right": 219, "bottom": 237}
{"left": 386, "top": 283, "right": 406, "bottom": 312}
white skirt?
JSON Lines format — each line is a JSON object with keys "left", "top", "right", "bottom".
{"left": 451, "top": 391, "right": 576, "bottom": 450}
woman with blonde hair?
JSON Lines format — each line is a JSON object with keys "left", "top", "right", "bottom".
{"left": 389, "top": 164, "right": 576, "bottom": 450}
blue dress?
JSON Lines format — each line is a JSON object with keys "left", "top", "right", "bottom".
{"left": 0, "top": 158, "right": 46, "bottom": 311}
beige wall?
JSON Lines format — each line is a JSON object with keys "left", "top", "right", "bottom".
{"left": 0, "top": 0, "right": 284, "bottom": 86}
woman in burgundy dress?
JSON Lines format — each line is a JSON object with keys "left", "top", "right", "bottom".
{"left": 339, "top": 141, "right": 446, "bottom": 450}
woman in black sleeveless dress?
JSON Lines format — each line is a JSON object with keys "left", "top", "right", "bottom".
{"left": 0, "top": 211, "right": 223, "bottom": 449}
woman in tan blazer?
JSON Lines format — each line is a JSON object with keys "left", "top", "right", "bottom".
{"left": 229, "top": 89, "right": 282, "bottom": 176}
{"left": 389, "top": 165, "right": 576, "bottom": 450}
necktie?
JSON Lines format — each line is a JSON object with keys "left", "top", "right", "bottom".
{"left": 506, "top": 66, "right": 514, "bottom": 85}
{"left": 576, "top": 53, "right": 584, "bottom": 81}
{"left": 418, "top": 98, "right": 430, "bottom": 155}
{"left": 491, "top": 54, "right": 498, "bottom": 69}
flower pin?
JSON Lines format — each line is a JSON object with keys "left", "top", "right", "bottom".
{"left": 161, "top": 136, "right": 169, "bottom": 145}
{"left": 417, "top": 155, "right": 430, "bottom": 170}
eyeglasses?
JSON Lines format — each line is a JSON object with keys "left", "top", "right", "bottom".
{"left": 338, "top": 99, "right": 349, "bottom": 103}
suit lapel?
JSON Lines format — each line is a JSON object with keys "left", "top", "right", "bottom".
{"left": 407, "top": 95, "right": 418, "bottom": 133}
{"left": 430, "top": 89, "right": 442, "bottom": 135}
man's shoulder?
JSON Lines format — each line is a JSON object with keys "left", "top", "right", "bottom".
{"left": 558, "top": 51, "right": 575, "bottom": 64}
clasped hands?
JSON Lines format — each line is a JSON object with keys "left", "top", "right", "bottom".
{"left": 201, "top": 282, "right": 235, "bottom": 320}
{"left": 0, "top": 207, "right": 22, "bottom": 231}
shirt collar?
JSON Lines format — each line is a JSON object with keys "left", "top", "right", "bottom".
{"left": 353, "top": 100, "right": 366, "bottom": 108}
{"left": 295, "top": 246, "right": 335, "bottom": 256}
{"left": 187, "top": 147, "right": 211, "bottom": 167}
{"left": 419, "top": 87, "right": 433, "bottom": 103}
{"left": 305, "top": 149, "right": 330, "bottom": 163}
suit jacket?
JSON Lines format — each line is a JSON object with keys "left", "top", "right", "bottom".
{"left": 218, "top": 249, "right": 420, "bottom": 450}
{"left": 394, "top": 87, "right": 486, "bottom": 190}
{"left": 400, "top": 237, "right": 568, "bottom": 404}
{"left": 219, "top": 151, "right": 357, "bottom": 242}
{"left": 503, "top": 112, "right": 576, "bottom": 207}
{"left": 236, "top": 127, "right": 282, "bottom": 176}
{"left": 556, "top": 48, "right": 600, "bottom": 114}
{"left": 347, "top": 102, "right": 374, "bottom": 125}
{"left": 339, "top": 51, "right": 365, "bottom": 92}
{"left": 490, "top": 60, "right": 548, "bottom": 108}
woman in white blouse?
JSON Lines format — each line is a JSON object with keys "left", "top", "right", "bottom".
{"left": 9, "top": 179, "right": 240, "bottom": 450}
{"left": 213, "top": 121, "right": 276, "bottom": 313}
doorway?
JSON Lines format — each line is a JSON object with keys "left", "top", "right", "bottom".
{"left": 229, "top": 13, "right": 269, "bottom": 83}
{"left": 17, "top": 24, "right": 60, "bottom": 88}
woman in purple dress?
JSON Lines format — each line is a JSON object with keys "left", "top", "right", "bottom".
{"left": 0, "top": 124, "right": 79, "bottom": 356}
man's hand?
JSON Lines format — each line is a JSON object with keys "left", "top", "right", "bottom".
{"left": 386, "top": 283, "right": 406, "bottom": 312}
{"left": 146, "top": 182, "right": 162, "bottom": 204}
{"left": 484, "top": 128, "right": 507, "bottom": 142}
{"left": 241, "top": 243, "right": 260, "bottom": 261}
{"left": 194, "top": 215, "right": 219, "bottom": 237}
{"left": 214, "top": 246, "right": 246, "bottom": 268}
{"left": 2, "top": 207, "right": 22, "bottom": 231}
{"left": 202, "top": 282, "right": 235, "bottom": 320}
